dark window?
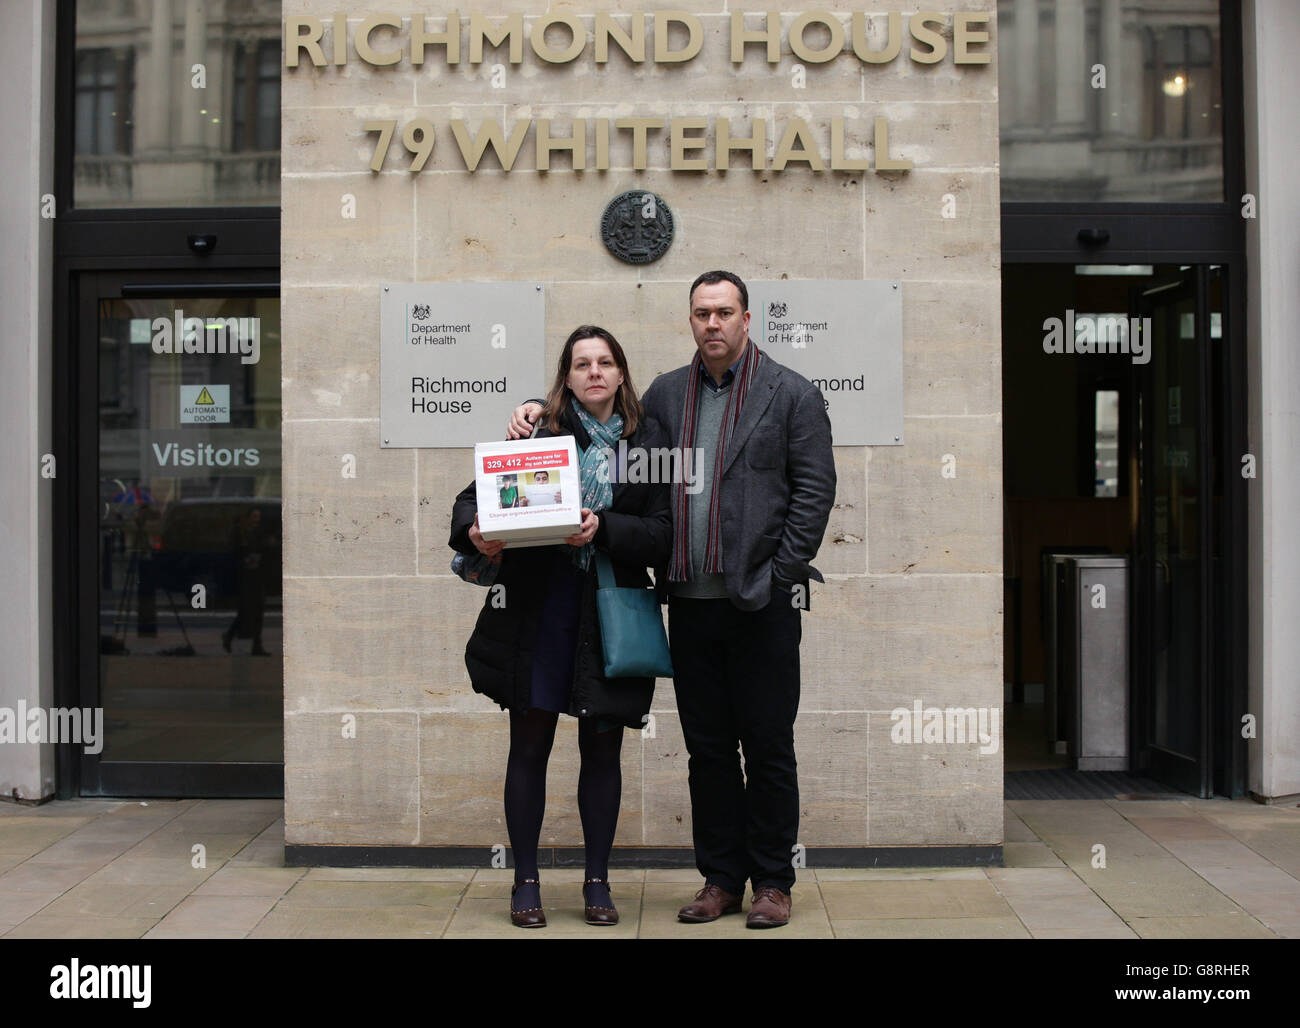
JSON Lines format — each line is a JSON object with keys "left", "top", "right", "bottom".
{"left": 74, "top": 47, "right": 132, "bottom": 155}
{"left": 232, "top": 39, "right": 281, "bottom": 153}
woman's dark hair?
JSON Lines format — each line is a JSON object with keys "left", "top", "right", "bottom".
{"left": 541, "top": 325, "right": 642, "bottom": 437}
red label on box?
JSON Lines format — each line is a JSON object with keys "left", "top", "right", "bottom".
{"left": 481, "top": 449, "right": 571, "bottom": 474}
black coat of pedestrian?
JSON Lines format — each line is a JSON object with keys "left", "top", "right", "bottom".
{"left": 448, "top": 405, "right": 672, "bottom": 729}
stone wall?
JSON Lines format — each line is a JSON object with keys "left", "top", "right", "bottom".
{"left": 281, "top": 2, "right": 1003, "bottom": 855}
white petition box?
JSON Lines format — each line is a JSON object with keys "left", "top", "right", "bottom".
{"left": 474, "top": 436, "right": 582, "bottom": 546}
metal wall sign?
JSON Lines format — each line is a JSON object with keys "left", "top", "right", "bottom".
{"left": 601, "top": 190, "right": 674, "bottom": 264}
{"left": 380, "top": 283, "right": 546, "bottom": 448}
{"left": 747, "top": 280, "right": 903, "bottom": 446}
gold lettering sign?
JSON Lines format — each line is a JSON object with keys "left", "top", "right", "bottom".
{"left": 283, "top": 10, "right": 993, "bottom": 173}
{"left": 364, "top": 116, "right": 913, "bottom": 174}
{"left": 285, "top": 11, "right": 991, "bottom": 68}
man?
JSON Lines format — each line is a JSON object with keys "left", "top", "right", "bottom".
{"left": 508, "top": 270, "right": 835, "bottom": 928}
{"left": 520, "top": 469, "right": 561, "bottom": 507}
{"left": 497, "top": 474, "right": 520, "bottom": 509}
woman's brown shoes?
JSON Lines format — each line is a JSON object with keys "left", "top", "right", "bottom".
{"left": 509, "top": 877, "right": 619, "bottom": 927}
{"left": 510, "top": 879, "right": 546, "bottom": 928}
{"left": 583, "top": 878, "right": 619, "bottom": 925}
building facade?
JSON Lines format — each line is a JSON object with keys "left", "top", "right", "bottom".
{"left": 1, "top": 1, "right": 1296, "bottom": 866}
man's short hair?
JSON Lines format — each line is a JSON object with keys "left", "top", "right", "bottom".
{"left": 689, "top": 270, "right": 748, "bottom": 313}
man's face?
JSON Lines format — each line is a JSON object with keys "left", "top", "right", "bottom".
{"left": 689, "top": 281, "right": 750, "bottom": 369}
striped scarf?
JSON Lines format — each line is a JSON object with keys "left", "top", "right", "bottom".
{"left": 668, "top": 340, "right": 761, "bottom": 581}
{"left": 569, "top": 397, "right": 622, "bottom": 571}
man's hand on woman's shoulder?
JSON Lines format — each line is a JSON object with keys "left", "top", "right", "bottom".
{"left": 507, "top": 401, "right": 544, "bottom": 439}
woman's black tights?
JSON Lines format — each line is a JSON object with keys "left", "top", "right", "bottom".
{"left": 505, "top": 708, "right": 623, "bottom": 910}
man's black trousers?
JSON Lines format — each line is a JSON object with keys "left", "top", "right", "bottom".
{"left": 668, "top": 588, "right": 802, "bottom": 895}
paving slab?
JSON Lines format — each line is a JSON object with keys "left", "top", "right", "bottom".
{"left": 87, "top": 856, "right": 223, "bottom": 887}
{"left": 1071, "top": 863, "right": 1252, "bottom": 919}
{"left": 144, "top": 927, "right": 249, "bottom": 939}
{"left": 818, "top": 879, "right": 1013, "bottom": 920}
{"left": 277, "top": 880, "right": 466, "bottom": 909}
{"left": 1030, "top": 925, "right": 1139, "bottom": 938}
{"left": 1123, "top": 815, "right": 1237, "bottom": 842}
{"left": 40, "top": 881, "right": 193, "bottom": 920}
{"left": 814, "top": 867, "right": 989, "bottom": 881}
{"left": 1001, "top": 842, "right": 1064, "bottom": 868}
{"left": 0, "top": 889, "right": 62, "bottom": 924}
{"left": 1197, "top": 824, "right": 1300, "bottom": 879}
{"left": 1151, "top": 838, "right": 1277, "bottom": 869}
{"left": 0, "top": 800, "right": 126, "bottom": 818}
{"left": 0, "top": 822, "right": 88, "bottom": 856}
{"left": 85, "top": 800, "right": 195, "bottom": 829}
{"left": 123, "top": 830, "right": 264, "bottom": 862}
{"left": 191, "top": 866, "right": 308, "bottom": 897}
{"left": 147, "top": 895, "right": 282, "bottom": 936}
{"left": 163, "top": 809, "right": 282, "bottom": 836}
{"left": 1027, "top": 829, "right": 1172, "bottom": 864}
{"left": 247, "top": 905, "right": 453, "bottom": 938}
{"left": 1190, "top": 864, "right": 1300, "bottom": 936}
{"left": 831, "top": 916, "right": 1031, "bottom": 938}
{"left": 304, "top": 867, "right": 476, "bottom": 883}
{"left": 1126, "top": 914, "right": 1278, "bottom": 939}
{"left": 987, "top": 867, "right": 1133, "bottom": 936}
{"left": 23, "top": 837, "right": 138, "bottom": 867}
{"left": 643, "top": 868, "right": 708, "bottom": 884}
{"left": 1009, "top": 801, "right": 1138, "bottom": 839}
{"left": 1198, "top": 803, "right": 1300, "bottom": 828}
{"left": 0, "top": 859, "right": 106, "bottom": 895}
{"left": 227, "top": 820, "right": 286, "bottom": 867}
{"left": 1004, "top": 812, "right": 1041, "bottom": 843}
{"left": 1106, "top": 799, "right": 1205, "bottom": 819}
{"left": 180, "top": 799, "right": 283, "bottom": 820}
{"left": 3, "top": 915, "right": 159, "bottom": 939}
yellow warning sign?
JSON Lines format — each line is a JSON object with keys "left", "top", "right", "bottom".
{"left": 179, "top": 384, "right": 230, "bottom": 424}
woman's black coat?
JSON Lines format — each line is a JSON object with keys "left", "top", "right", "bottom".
{"left": 448, "top": 406, "right": 672, "bottom": 729}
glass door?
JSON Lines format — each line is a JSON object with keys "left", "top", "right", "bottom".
{"left": 1132, "top": 266, "right": 1221, "bottom": 797}
{"left": 78, "top": 272, "right": 282, "bottom": 796}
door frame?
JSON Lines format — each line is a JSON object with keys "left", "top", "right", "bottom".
{"left": 999, "top": 1, "right": 1249, "bottom": 798}
{"left": 51, "top": 0, "right": 281, "bottom": 797}
{"left": 61, "top": 269, "right": 283, "bottom": 798}
{"left": 1131, "top": 267, "right": 1219, "bottom": 797}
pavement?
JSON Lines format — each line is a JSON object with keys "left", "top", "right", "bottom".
{"left": 0, "top": 795, "right": 1297, "bottom": 938}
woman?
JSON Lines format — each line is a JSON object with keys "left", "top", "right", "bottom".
{"left": 448, "top": 325, "right": 671, "bottom": 928}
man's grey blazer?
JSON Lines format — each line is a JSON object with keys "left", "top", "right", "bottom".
{"left": 642, "top": 344, "right": 837, "bottom": 612}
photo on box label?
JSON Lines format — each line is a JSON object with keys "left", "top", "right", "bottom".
{"left": 496, "top": 474, "right": 521, "bottom": 509}
{"left": 521, "top": 470, "right": 562, "bottom": 507}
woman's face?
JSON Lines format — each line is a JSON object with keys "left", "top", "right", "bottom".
{"left": 566, "top": 337, "right": 624, "bottom": 411}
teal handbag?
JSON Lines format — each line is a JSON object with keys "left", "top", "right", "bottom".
{"left": 593, "top": 552, "right": 674, "bottom": 679}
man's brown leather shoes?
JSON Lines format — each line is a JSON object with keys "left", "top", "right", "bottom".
{"left": 677, "top": 883, "right": 742, "bottom": 923}
{"left": 746, "top": 886, "right": 792, "bottom": 928}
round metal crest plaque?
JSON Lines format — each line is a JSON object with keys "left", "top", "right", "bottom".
{"left": 600, "top": 191, "right": 674, "bottom": 264}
